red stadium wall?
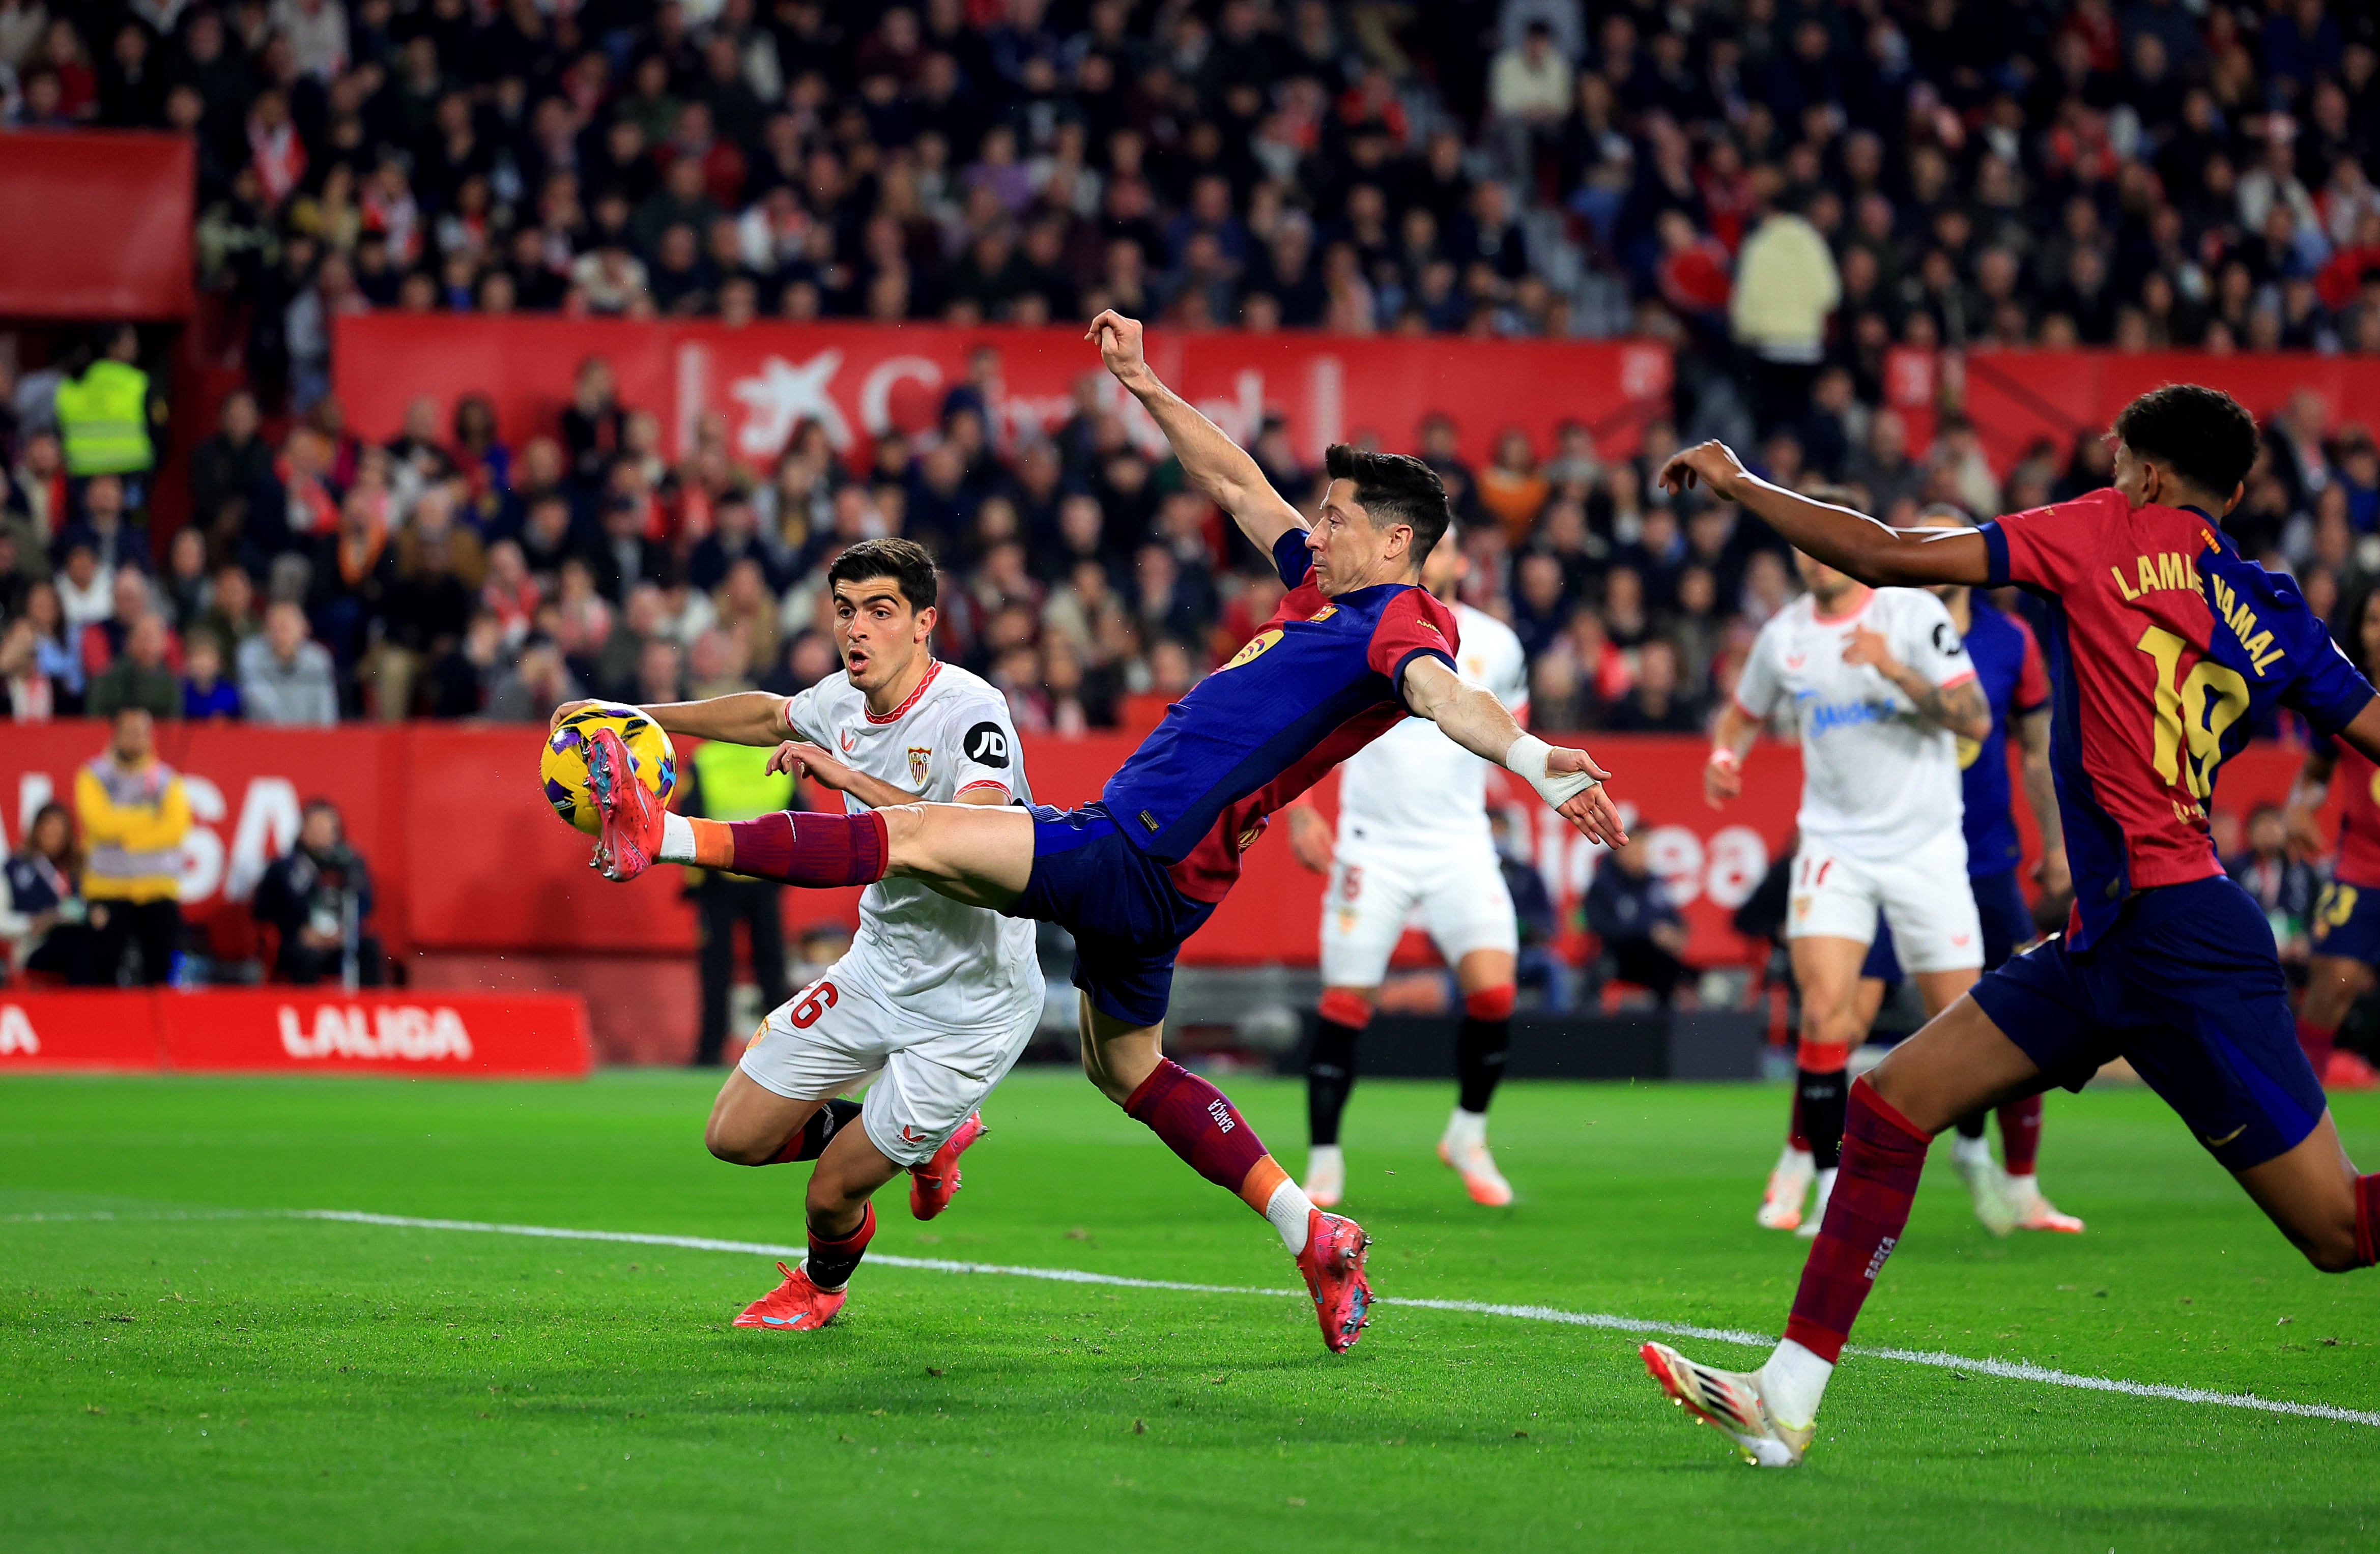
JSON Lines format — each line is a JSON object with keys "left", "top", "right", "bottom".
{"left": 330, "top": 314, "right": 1678, "bottom": 469}
{"left": 0, "top": 724, "right": 2324, "bottom": 1058}
{"left": 0, "top": 132, "right": 195, "bottom": 320}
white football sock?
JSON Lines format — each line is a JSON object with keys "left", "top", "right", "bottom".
{"left": 1951, "top": 1132, "right": 1992, "bottom": 1169}
{"left": 1443, "top": 1106, "right": 1488, "bottom": 1150}
{"left": 1760, "top": 1338, "right": 1834, "bottom": 1426}
{"left": 658, "top": 811, "right": 697, "bottom": 863}
{"left": 1265, "top": 1176, "right": 1315, "bottom": 1254}
{"left": 1306, "top": 1143, "right": 1344, "bottom": 1176}
{"left": 2005, "top": 1169, "right": 2037, "bottom": 1189}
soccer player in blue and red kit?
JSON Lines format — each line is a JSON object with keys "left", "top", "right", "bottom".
{"left": 1642, "top": 385, "right": 2380, "bottom": 1465}
{"left": 2283, "top": 584, "right": 2380, "bottom": 1091}
{"left": 1854, "top": 503, "right": 2084, "bottom": 1234}
{"left": 582, "top": 310, "right": 1627, "bottom": 1355}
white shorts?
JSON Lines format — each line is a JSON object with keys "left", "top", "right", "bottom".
{"left": 1788, "top": 829, "right": 1983, "bottom": 974}
{"left": 736, "top": 957, "right": 1042, "bottom": 1167}
{"left": 1318, "top": 834, "right": 1518, "bottom": 988}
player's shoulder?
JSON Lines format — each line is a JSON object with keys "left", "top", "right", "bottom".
{"left": 914, "top": 661, "right": 1013, "bottom": 725}
{"left": 1454, "top": 600, "right": 1518, "bottom": 654}
{"left": 1875, "top": 584, "right": 1954, "bottom": 624}
{"left": 1753, "top": 593, "right": 1814, "bottom": 643}
{"left": 791, "top": 673, "right": 858, "bottom": 726}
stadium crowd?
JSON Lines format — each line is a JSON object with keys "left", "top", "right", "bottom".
{"left": 1, "top": 0, "right": 2378, "bottom": 742}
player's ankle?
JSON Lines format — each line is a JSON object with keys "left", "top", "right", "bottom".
{"left": 1760, "top": 1339, "right": 1834, "bottom": 1428}
{"left": 1264, "top": 1174, "right": 1315, "bottom": 1254}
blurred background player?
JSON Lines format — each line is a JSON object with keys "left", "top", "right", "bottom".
{"left": 566, "top": 537, "right": 1039, "bottom": 1332}
{"left": 1645, "top": 388, "right": 2380, "bottom": 1469}
{"left": 1708, "top": 511, "right": 1990, "bottom": 1236}
{"left": 584, "top": 312, "right": 1628, "bottom": 1355}
{"left": 1852, "top": 504, "right": 2082, "bottom": 1235}
{"left": 2285, "top": 586, "right": 2380, "bottom": 1093}
{"left": 1286, "top": 527, "right": 1530, "bottom": 1209}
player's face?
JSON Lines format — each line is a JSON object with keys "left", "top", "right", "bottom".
{"left": 1792, "top": 547, "right": 1853, "bottom": 601}
{"left": 831, "top": 577, "right": 931, "bottom": 693}
{"left": 1308, "top": 478, "right": 1405, "bottom": 596}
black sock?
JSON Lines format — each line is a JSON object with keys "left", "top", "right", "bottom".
{"left": 1307, "top": 1017, "right": 1361, "bottom": 1147}
{"left": 1954, "top": 1109, "right": 1987, "bottom": 1141}
{"left": 1455, "top": 1015, "right": 1511, "bottom": 1115}
{"left": 804, "top": 1201, "right": 875, "bottom": 1291}
{"left": 1797, "top": 1067, "right": 1849, "bottom": 1172}
{"left": 770, "top": 1098, "right": 864, "bottom": 1164}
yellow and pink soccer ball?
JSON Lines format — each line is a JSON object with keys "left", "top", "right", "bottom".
{"left": 538, "top": 701, "right": 677, "bottom": 836}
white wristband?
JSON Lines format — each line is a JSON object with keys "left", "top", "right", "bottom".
{"left": 1504, "top": 733, "right": 1599, "bottom": 808}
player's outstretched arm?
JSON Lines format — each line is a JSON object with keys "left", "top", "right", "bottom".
{"left": 551, "top": 692, "right": 789, "bottom": 747}
{"left": 1705, "top": 701, "right": 1758, "bottom": 808}
{"left": 1086, "top": 309, "right": 1307, "bottom": 555}
{"left": 1659, "top": 441, "right": 1992, "bottom": 588}
{"left": 764, "top": 740, "right": 1013, "bottom": 812}
{"left": 1401, "top": 656, "right": 1628, "bottom": 846}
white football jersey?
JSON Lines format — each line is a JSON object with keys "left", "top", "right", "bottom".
{"left": 783, "top": 660, "right": 1041, "bottom": 1030}
{"left": 1336, "top": 601, "right": 1529, "bottom": 847}
{"left": 1734, "top": 586, "right": 1971, "bottom": 857}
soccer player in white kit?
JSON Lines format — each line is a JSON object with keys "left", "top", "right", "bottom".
{"left": 1286, "top": 531, "right": 1531, "bottom": 1208}
{"left": 570, "top": 538, "right": 1044, "bottom": 1331}
{"left": 1707, "top": 530, "right": 1990, "bottom": 1235}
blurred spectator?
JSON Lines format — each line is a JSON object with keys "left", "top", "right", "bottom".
{"left": 485, "top": 634, "right": 582, "bottom": 722}
{"left": 238, "top": 599, "right": 338, "bottom": 726}
{"left": 1731, "top": 201, "right": 1841, "bottom": 435}
{"left": 181, "top": 634, "right": 241, "bottom": 721}
{"left": 2228, "top": 801, "right": 2318, "bottom": 975}
{"left": 1583, "top": 832, "right": 1692, "bottom": 1005}
{"left": 85, "top": 609, "right": 178, "bottom": 721}
{"left": 54, "top": 324, "right": 158, "bottom": 490}
{"left": 74, "top": 707, "right": 188, "bottom": 987}
{"left": 251, "top": 797, "right": 381, "bottom": 986}
{"left": 2, "top": 801, "right": 94, "bottom": 985}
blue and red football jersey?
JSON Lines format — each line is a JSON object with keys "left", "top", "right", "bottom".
{"left": 1957, "top": 595, "right": 2051, "bottom": 877}
{"left": 1100, "top": 528, "right": 1461, "bottom": 901}
{"left": 1981, "top": 487, "right": 2375, "bottom": 947}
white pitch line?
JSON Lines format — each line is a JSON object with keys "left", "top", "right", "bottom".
{"left": 17, "top": 1206, "right": 2379, "bottom": 1430}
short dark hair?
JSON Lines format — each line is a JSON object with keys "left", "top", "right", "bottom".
{"left": 2112, "top": 384, "right": 2260, "bottom": 500}
{"left": 827, "top": 536, "right": 938, "bottom": 611}
{"left": 1325, "top": 444, "right": 1450, "bottom": 568}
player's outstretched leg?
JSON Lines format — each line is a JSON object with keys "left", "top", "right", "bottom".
{"left": 1303, "top": 989, "right": 1369, "bottom": 1208}
{"left": 909, "top": 1110, "right": 986, "bottom": 1221}
{"left": 1995, "top": 1094, "right": 2082, "bottom": 1231}
{"left": 1439, "top": 980, "right": 1515, "bottom": 1206}
{"left": 1084, "top": 998, "right": 1372, "bottom": 1353}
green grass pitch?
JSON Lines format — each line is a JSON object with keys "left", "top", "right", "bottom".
{"left": 4, "top": 1069, "right": 2377, "bottom": 1552}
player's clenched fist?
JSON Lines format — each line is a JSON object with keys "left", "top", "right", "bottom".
{"left": 1658, "top": 440, "right": 1750, "bottom": 502}
{"left": 1085, "top": 308, "right": 1152, "bottom": 389}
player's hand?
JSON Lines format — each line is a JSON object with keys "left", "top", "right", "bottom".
{"left": 769, "top": 740, "right": 857, "bottom": 792}
{"left": 1286, "top": 804, "right": 1334, "bottom": 873}
{"left": 548, "top": 698, "right": 596, "bottom": 733}
{"left": 1703, "top": 747, "right": 1742, "bottom": 808}
{"left": 2032, "top": 847, "right": 2071, "bottom": 898}
{"left": 1656, "top": 440, "right": 1748, "bottom": 502}
{"left": 1085, "top": 308, "right": 1152, "bottom": 390}
{"left": 1840, "top": 624, "right": 1902, "bottom": 676}
{"left": 1549, "top": 746, "right": 1627, "bottom": 846}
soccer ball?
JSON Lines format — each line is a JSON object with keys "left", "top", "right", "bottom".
{"left": 539, "top": 702, "right": 677, "bottom": 836}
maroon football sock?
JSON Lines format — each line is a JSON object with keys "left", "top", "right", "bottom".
{"left": 1997, "top": 1093, "right": 2043, "bottom": 1176}
{"left": 2297, "top": 1015, "right": 2338, "bottom": 1081}
{"left": 1784, "top": 1077, "right": 1932, "bottom": 1363}
{"left": 804, "top": 1200, "right": 876, "bottom": 1291}
{"left": 716, "top": 811, "right": 888, "bottom": 887}
{"left": 2353, "top": 1174, "right": 2380, "bottom": 1269}
{"left": 1125, "top": 1057, "right": 1271, "bottom": 1199}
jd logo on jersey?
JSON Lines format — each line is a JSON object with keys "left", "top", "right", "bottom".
{"left": 962, "top": 722, "right": 1010, "bottom": 767}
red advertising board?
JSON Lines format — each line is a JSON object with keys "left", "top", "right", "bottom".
{"left": 0, "top": 722, "right": 2320, "bottom": 971}
{"left": 0, "top": 990, "right": 589, "bottom": 1077}
{"left": 0, "top": 992, "right": 164, "bottom": 1072}
{"left": 160, "top": 989, "right": 590, "bottom": 1077}
{"left": 331, "top": 314, "right": 1676, "bottom": 472}
{"left": 0, "top": 132, "right": 195, "bottom": 320}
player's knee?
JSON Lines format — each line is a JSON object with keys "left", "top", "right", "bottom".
{"left": 1318, "top": 988, "right": 1374, "bottom": 1029}
{"left": 1463, "top": 984, "right": 1516, "bottom": 1021}
{"left": 2304, "top": 1225, "right": 2366, "bottom": 1274}
{"left": 704, "top": 1124, "right": 774, "bottom": 1166}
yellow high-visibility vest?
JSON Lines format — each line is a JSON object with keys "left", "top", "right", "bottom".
{"left": 55, "top": 360, "right": 154, "bottom": 476}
